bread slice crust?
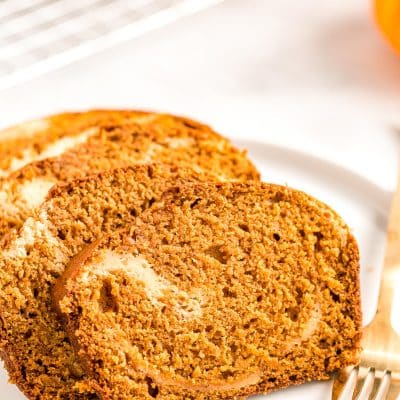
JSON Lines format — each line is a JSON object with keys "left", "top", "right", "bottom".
{"left": 55, "top": 182, "right": 362, "bottom": 399}
{"left": 0, "top": 109, "right": 151, "bottom": 177}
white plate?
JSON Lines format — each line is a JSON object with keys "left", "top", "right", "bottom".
{"left": 0, "top": 140, "right": 392, "bottom": 399}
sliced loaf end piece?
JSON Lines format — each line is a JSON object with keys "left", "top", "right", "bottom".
{"left": 0, "top": 109, "right": 259, "bottom": 181}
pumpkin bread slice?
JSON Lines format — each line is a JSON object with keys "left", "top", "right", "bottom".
{"left": 0, "top": 165, "right": 217, "bottom": 400}
{"left": 0, "top": 109, "right": 151, "bottom": 177}
{"left": 0, "top": 114, "right": 259, "bottom": 241}
{"left": 55, "top": 182, "right": 362, "bottom": 399}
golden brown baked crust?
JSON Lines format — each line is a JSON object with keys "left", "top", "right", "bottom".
{"left": 0, "top": 165, "right": 218, "bottom": 400}
{"left": 0, "top": 109, "right": 150, "bottom": 177}
{"left": 55, "top": 182, "right": 362, "bottom": 399}
{"left": 0, "top": 112, "right": 260, "bottom": 241}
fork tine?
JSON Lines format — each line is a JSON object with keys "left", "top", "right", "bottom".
{"left": 374, "top": 370, "right": 392, "bottom": 400}
{"left": 355, "top": 368, "right": 375, "bottom": 400}
{"left": 337, "top": 366, "right": 359, "bottom": 400}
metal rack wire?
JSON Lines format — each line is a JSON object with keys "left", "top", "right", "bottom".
{"left": 0, "top": 0, "right": 223, "bottom": 90}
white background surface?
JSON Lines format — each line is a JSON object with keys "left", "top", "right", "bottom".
{"left": 0, "top": 0, "right": 399, "bottom": 398}
{"left": 0, "top": 0, "right": 399, "bottom": 191}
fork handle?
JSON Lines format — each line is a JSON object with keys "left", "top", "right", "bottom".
{"left": 373, "top": 168, "right": 400, "bottom": 325}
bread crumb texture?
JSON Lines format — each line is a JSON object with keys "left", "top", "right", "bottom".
{"left": 0, "top": 165, "right": 218, "bottom": 400}
{"left": 57, "top": 182, "right": 362, "bottom": 400}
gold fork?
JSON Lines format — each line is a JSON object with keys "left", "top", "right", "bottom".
{"left": 332, "top": 169, "right": 400, "bottom": 400}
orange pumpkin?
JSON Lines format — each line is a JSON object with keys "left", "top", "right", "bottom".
{"left": 374, "top": 0, "right": 400, "bottom": 53}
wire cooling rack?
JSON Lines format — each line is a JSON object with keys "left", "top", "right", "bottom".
{"left": 0, "top": 0, "right": 223, "bottom": 91}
